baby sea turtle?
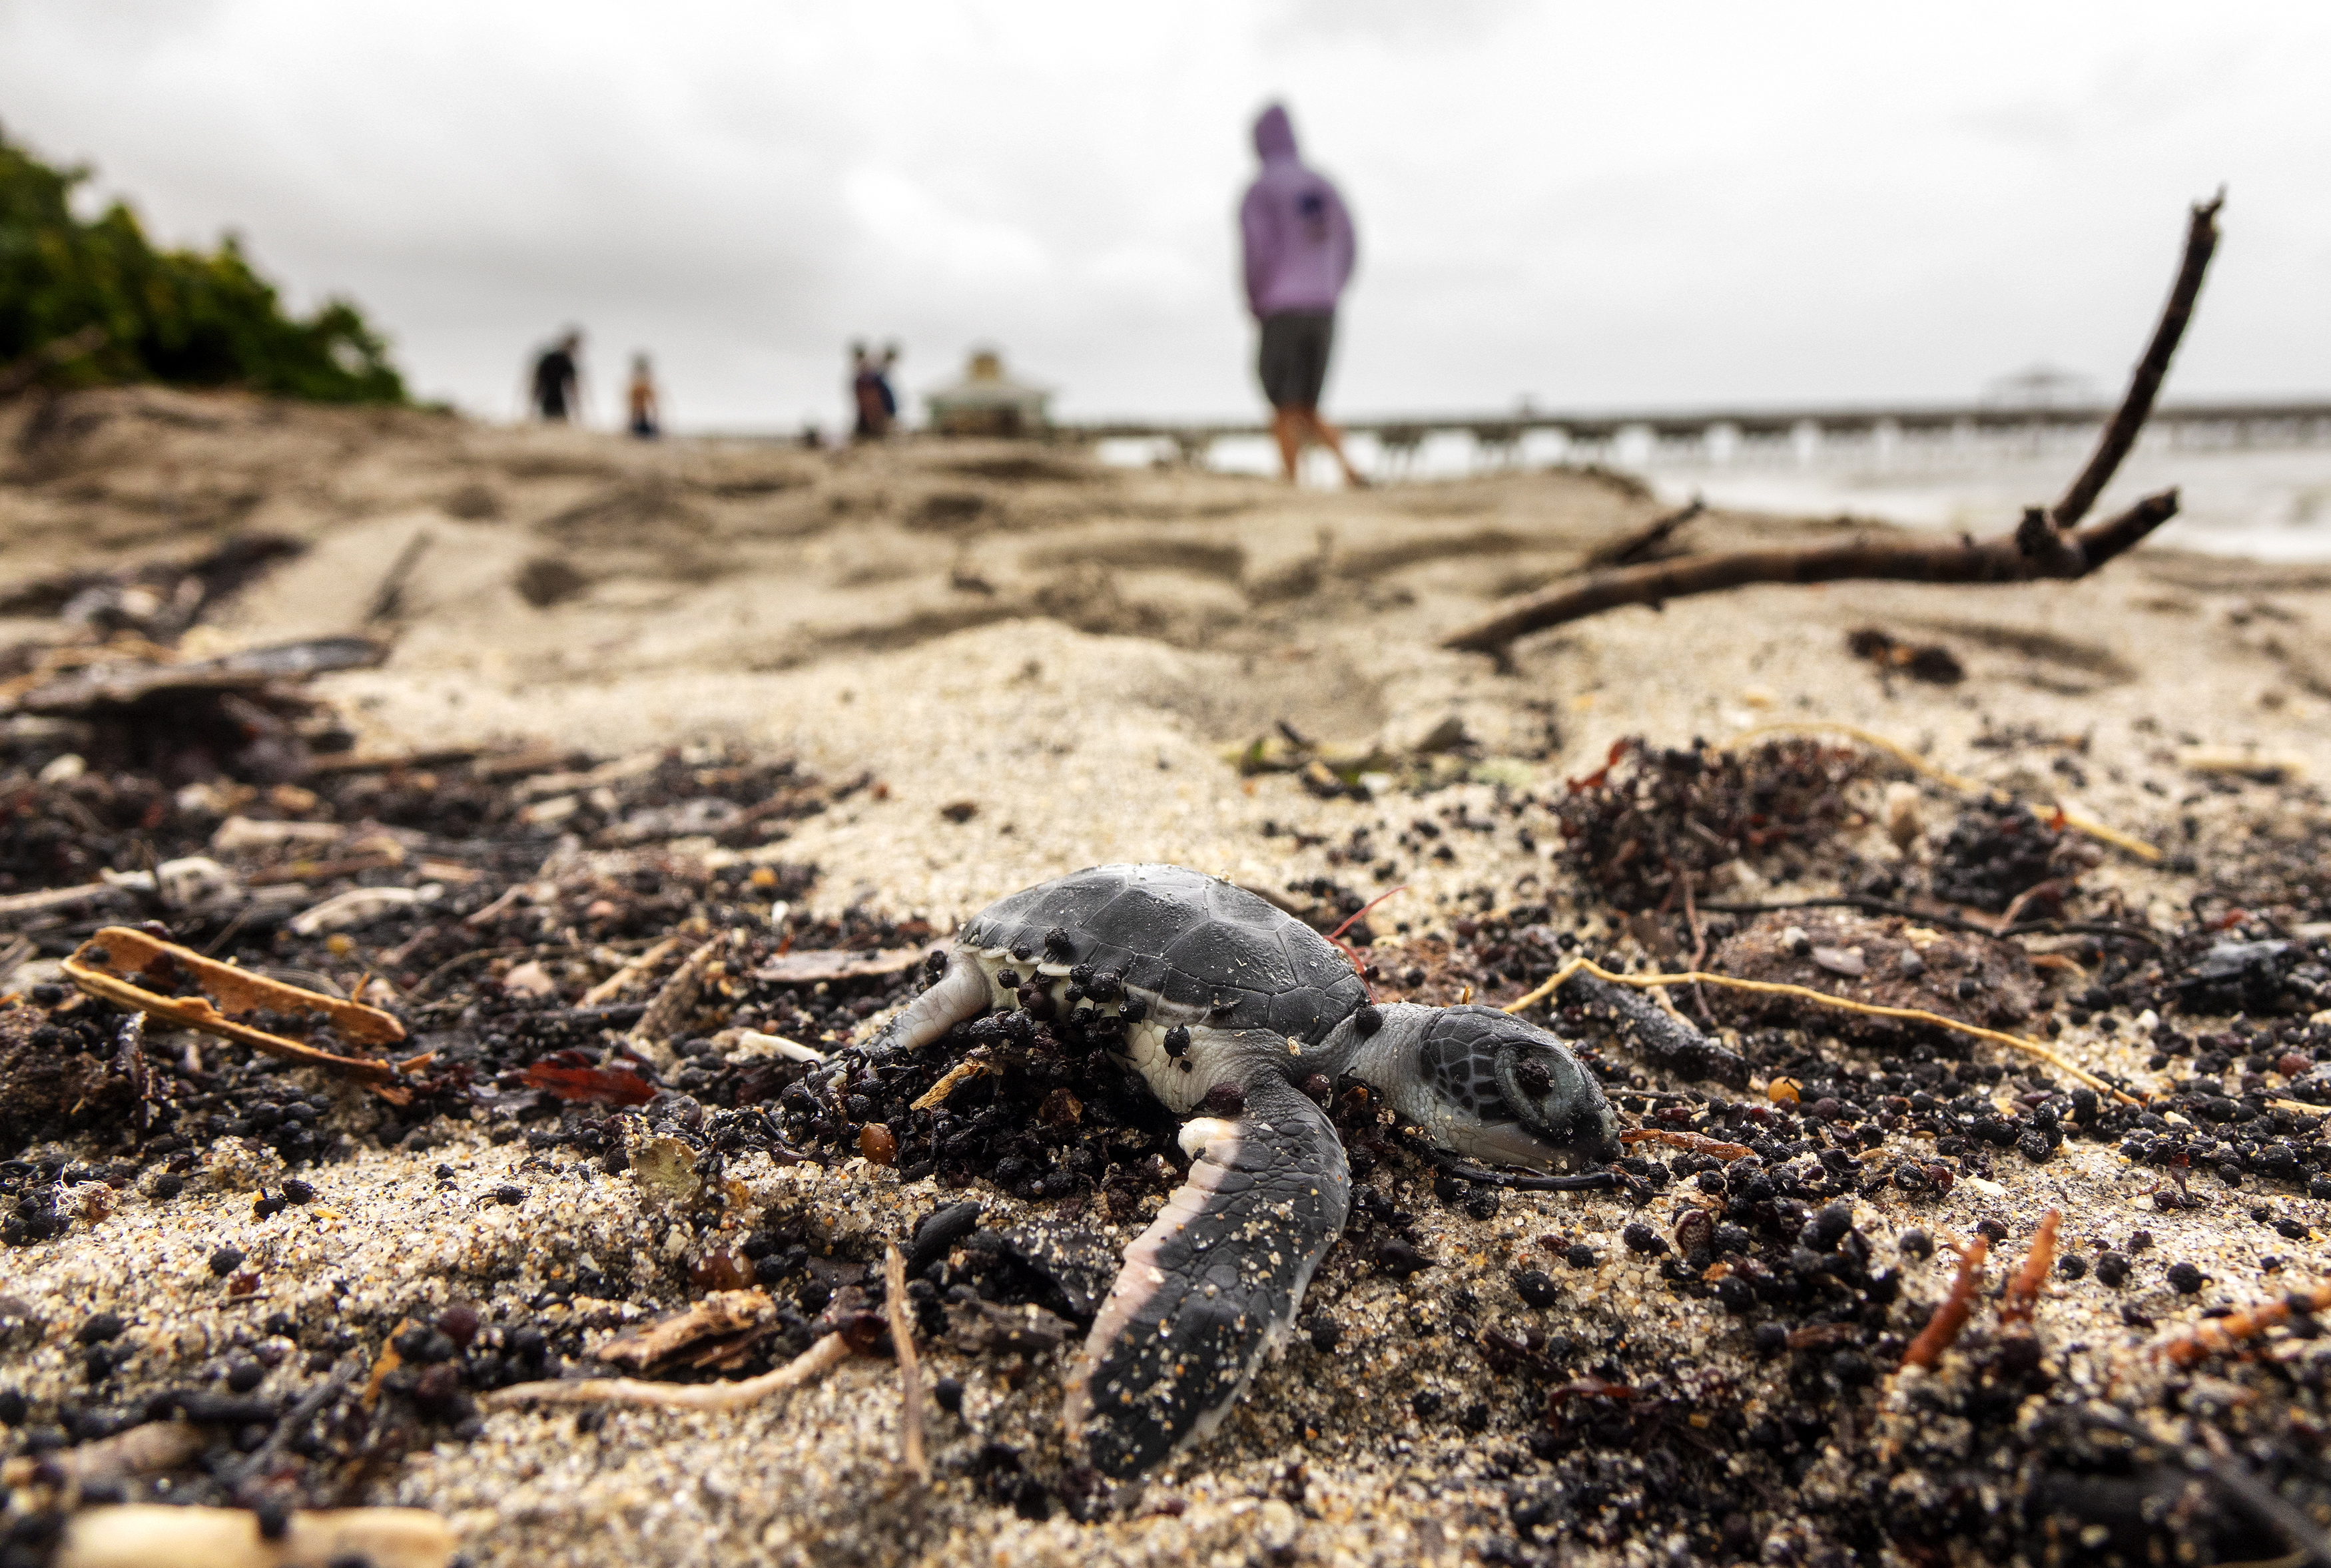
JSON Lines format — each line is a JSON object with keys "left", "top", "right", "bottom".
{"left": 868, "top": 863, "right": 1618, "bottom": 1477}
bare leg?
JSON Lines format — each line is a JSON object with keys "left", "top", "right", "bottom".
{"left": 1294, "top": 408, "right": 1368, "bottom": 488}
{"left": 1271, "top": 407, "right": 1302, "bottom": 481}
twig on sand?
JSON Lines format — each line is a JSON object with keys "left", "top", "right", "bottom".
{"left": 1999, "top": 1208, "right": 2061, "bottom": 1328}
{"left": 884, "top": 1244, "right": 929, "bottom": 1482}
{"left": 480, "top": 1330, "right": 852, "bottom": 1414}
{"left": 1618, "top": 1128, "right": 1755, "bottom": 1162}
{"left": 2159, "top": 1280, "right": 2331, "bottom": 1369}
{"left": 1901, "top": 1235, "right": 1991, "bottom": 1371}
{"left": 1442, "top": 197, "right": 2222, "bottom": 660}
{"left": 1583, "top": 497, "right": 1705, "bottom": 571}
{"left": 1504, "top": 955, "right": 2139, "bottom": 1103}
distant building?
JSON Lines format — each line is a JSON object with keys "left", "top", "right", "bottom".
{"left": 924, "top": 348, "right": 1052, "bottom": 437}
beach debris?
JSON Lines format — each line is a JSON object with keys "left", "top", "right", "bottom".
{"left": 734, "top": 1029, "right": 825, "bottom": 1063}
{"left": 0, "top": 634, "right": 384, "bottom": 782}
{"left": 1552, "top": 735, "right": 1873, "bottom": 912}
{"left": 753, "top": 945, "right": 930, "bottom": 984}
{"left": 629, "top": 935, "right": 726, "bottom": 1069}
{"left": 884, "top": 1243, "right": 929, "bottom": 1481}
{"left": 1582, "top": 497, "right": 1704, "bottom": 571}
{"left": 482, "top": 1328, "right": 852, "bottom": 1414}
{"left": 594, "top": 1289, "right": 777, "bottom": 1372}
{"left": 519, "top": 1051, "right": 657, "bottom": 1106}
{"left": 1503, "top": 952, "right": 2133, "bottom": 1103}
{"left": 829, "top": 862, "right": 1618, "bottom": 1477}
{"left": 628, "top": 1135, "right": 706, "bottom": 1206}
{"left": 51, "top": 1504, "right": 456, "bottom": 1568}
{"left": 1704, "top": 912, "right": 2042, "bottom": 1040}
{"left": 1999, "top": 1208, "right": 2061, "bottom": 1328}
{"left": 0, "top": 1417, "right": 205, "bottom": 1489}
{"left": 2158, "top": 1280, "right": 2331, "bottom": 1368}
{"left": 1901, "top": 1234, "right": 1990, "bottom": 1371}
{"left": 62, "top": 924, "right": 416, "bottom": 1091}
{"left": 286, "top": 883, "right": 436, "bottom": 936}
{"left": 1446, "top": 196, "right": 2220, "bottom": 657}
{"left": 1845, "top": 627, "right": 1965, "bottom": 684}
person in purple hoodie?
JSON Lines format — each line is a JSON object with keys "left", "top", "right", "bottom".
{"left": 1241, "top": 103, "right": 1365, "bottom": 487}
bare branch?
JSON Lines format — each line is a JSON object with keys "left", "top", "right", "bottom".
{"left": 1443, "top": 492, "right": 2178, "bottom": 657}
{"left": 2053, "top": 194, "right": 2224, "bottom": 530}
{"left": 1443, "top": 196, "right": 2223, "bottom": 660}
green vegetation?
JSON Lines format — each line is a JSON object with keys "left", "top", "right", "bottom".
{"left": 0, "top": 127, "right": 405, "bottom": 402}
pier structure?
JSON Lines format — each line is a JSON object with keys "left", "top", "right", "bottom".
{"left": 1064, "top": 399, "right": 2331, "bottom": 475}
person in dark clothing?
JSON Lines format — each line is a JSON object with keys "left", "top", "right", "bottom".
{"left": 627, "top": 353, "right": 661, "bottom": 438}
{"left": 1240, "top": 104, "right": 1364, "bottom": 487}
{"left": 531, "top": 330, "right": 583, "bottom": 423}
{"left": 849, "top": 341, "right": 887, "bottom": 440}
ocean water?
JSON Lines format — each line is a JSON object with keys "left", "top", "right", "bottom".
{"left": 1098, "top": 425, "right": 2331, "bottom": 563}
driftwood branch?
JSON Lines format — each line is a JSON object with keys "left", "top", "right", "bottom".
{"left": 2053, "top": 192, "right": 2222, "bottom": 529}
{"left": 1445, "top": 196, "right": 2222, "bottom": 659}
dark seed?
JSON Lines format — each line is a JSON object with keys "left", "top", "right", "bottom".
{"left": 280, "top": 1180, "right": 315, "bottom": 1205}
{"left": 225, "top": 1359, "right": 264, "bottom": 1394}
{"left": 210, "top": 1247, "right": 246, "bottom": 1277}
{"left": 1564, "top": 1243, "right": 1596, "bottom": 1269}
{"left": 2166, "top": 1262, "right": 2205, "bottom": 1294}
{"left": 934, "top": 1377, "right": 964, "bottom": 1415}
{"left": 255, "top": 1501, "right": 290, "bottom": 1541}
{"left": 1163, "top": 1026, "right": 1190, "bottom": 1059}
{"left": 1354, "top": 1005, "right": 1383, "bottom": 1038}
{"left": 1513, "top": 1269, "right": 1559, "bottom": 1309}
{"left": 2096, "top": 1252, "right": 2131, "bottom": 1286}
{"left": 1307, "top": 1318, "right": 1342, "bottom": 1352}
{"left": 438, "top": 1305, "right": 481, "bottom": 1347}
{"left": 1621, "top": 1222, "right": 1668, "bottom": 1257}
{"left": 1200, "top": 1083, "right": 1247, "bottom": 1118}
{"left": 1043, "top": 927, "right": 1074, "bottom": 958}
{"left": 77, "top": 1313, "right": 125, "bottom": 1346}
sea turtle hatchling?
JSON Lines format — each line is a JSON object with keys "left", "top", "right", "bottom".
{"left": 853, "top": 862, "right": 1620, "bottom": 1478}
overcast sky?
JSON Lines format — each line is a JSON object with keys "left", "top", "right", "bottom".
{"left": 2, "top": 2, "right": 2324, "bottom": 430}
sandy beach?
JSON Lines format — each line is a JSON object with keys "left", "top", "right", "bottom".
{"left": 4, "top": 385, "right": 2330, "bottom": 1567}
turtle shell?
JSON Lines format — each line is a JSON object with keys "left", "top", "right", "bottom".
{"left": 962, "top": 863, "right": 1367, "bottom": 1047}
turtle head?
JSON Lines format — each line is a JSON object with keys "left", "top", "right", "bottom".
{"left": 1327, "top": 1003, "right": 1619, "bottom": 1171}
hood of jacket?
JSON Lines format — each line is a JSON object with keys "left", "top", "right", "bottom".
{"left": 1252, "top": 103, "right": 1298, "bottom": 162}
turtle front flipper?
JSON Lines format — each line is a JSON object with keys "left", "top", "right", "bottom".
{"left": 1064, "top": 1062, "right": 1350, "bottom": 1477}
{"left": 868, "top": 946, "right": 990, "bottom": 1056}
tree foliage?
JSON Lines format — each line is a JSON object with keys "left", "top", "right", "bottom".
{"left": 0, "top": 127, "right": 406, "bottom": 403}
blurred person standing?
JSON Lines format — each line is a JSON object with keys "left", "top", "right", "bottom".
{"left": 1241, "top": 103, "right": 1363, "bottom": 487}
{"left": 627, "top": 353, "right": 661, "bottom": 438}
{"left": 849, "top": 341, "right": 890, "bottom": 440}
{"left": 529, "top": 328, "right": 585, "bottom": 423}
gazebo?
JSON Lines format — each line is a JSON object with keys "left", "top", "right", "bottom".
{"left": 923, "top": 348, "right": 1052, "bottom": 437}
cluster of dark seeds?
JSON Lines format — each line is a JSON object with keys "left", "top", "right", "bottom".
{"left": 1550, "top": 736, "right": 1874, "bottom": 912}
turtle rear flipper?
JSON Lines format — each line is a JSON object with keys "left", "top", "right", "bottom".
{"left": 1064, "top": 1061, "right": 1350, "bottom": 1477}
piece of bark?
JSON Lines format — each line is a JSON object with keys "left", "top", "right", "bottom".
{"left": 64, "top": 925, "right": 414, "bottom": 1090}
{"left": 593, "top": 1290, "right": 776, "bottom": 1371}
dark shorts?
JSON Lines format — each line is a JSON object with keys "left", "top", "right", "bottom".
{"left": 1258, "top": 310, "right": 1335, "bottom": 409}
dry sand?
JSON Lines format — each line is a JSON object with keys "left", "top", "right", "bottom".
{"left": 3, "top": 386, "right": 2330, "bottom": 1566}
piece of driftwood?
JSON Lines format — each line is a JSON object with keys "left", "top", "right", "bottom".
{"left": 1582, "top": 497, "right": 1704, "bottom": 571}
{"left": 1445, "top": 197, "right": 2222, "bottom": 660}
